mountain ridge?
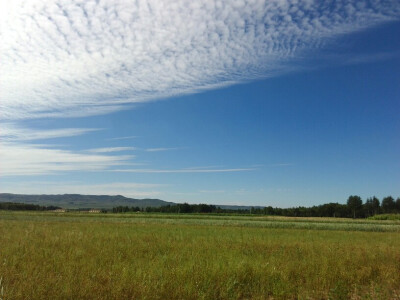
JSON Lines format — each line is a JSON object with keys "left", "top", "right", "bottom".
{"left": 0, "top": 193, "right": 174, "bottom": 209}
{"left": 0, "top": 193, "right": 262, "bottom": 210}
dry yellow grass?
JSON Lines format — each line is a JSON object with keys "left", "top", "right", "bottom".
{"left": 0, "top": 211, "right": 399, "bottom": 299}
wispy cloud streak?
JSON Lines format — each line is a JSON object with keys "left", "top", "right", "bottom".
{"left": 1, "top": 0, "right": 399, "bottom": 120}
{"left": 0, "top": 142, "right": 132, "bottom": 176}
{"left": 113, "top": 168, "right": 255, "bottom": 173}
{"left": 0, "top": 122, "right": 135, "bottom": 176}
{"left": 107, "top": 135, "right": 138, "bottom": 141}
{"left": 87, "top": 147, "right": 136, "bottom": 153}
{"left": 145, "top": 148, "right": 180, "bottom": 152}
{"left": 0, "top": 123, "right": 99, "bottom": 141}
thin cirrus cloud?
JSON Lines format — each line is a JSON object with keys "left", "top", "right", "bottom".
{"left": 145, "top": 147, "right": 181, "bottom": 152}
{"left": 107, "top": 135, "right": 138, "bottom": 141}
{"left": 0, "top": 124, "right": 133, "bottom": 176}
{"left": 1, "top": 0, "right": 399, "bottom": 120}
{"left": 0, "top": 142, "right": 132, "bottom": 176}
{"left": 113, "top": 168, "right": 255, "bottom": 173}
{"left": 87, "top": 147, "right": 136, "bottom": 153}
{"left": 0, "top": 123, "right": 99, "bottom": 141}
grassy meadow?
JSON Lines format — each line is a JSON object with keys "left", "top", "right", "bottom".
{"left": 1, "top": 211, "right": 400, "bottom": 299}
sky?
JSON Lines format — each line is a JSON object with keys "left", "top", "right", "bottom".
{"left": 0, "top": 0, "right": 399, "bottom": 207}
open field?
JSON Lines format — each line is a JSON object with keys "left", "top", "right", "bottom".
{"left": 1, "top": 211, "right": 400, "bottom": 299}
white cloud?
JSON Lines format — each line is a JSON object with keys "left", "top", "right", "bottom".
{"left": 184, "top": 165, "right": 223, "bottom": 170}
{"left": 113, "top": 168, "right": 254, "bottom": 173}
{"left": 0, "top": 123, "right": 138, "bottom": 176}
{"left": 0, "top": 142, "right": 132, "bottom": 176}
{"left": 145, "top": 147, "right": 180, "bottom": 152}
{"left": 0, "top": 123, "right": 99, "bottom": 141}
{"left": 107, "top": 135, "right": 138, "bottom": 141}
{"left": 87, "top": 147, "right": 136, "bottom": 153}
{"left": 340, "top": 51, "right": 400, "bottom": 65}
{"left": 1, "top": 0, "right": 399, "bottom": 120}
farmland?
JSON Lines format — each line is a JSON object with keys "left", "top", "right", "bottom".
{"left": 1, "top": 211, "right": 400, "bottom": 299}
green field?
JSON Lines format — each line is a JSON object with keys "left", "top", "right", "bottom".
{"left": 1, "top": 211, "right": 400, "bottom": 299}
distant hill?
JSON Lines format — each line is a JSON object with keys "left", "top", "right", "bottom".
{"left": 0, "top": 193, "right": 175, "bottom": 209}
{"left": 0, "top": 193, "right": 263, "bottom": 210}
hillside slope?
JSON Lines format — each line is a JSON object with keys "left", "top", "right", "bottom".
{"left": 0, "top": 193, "right": 175, "bottom": 209}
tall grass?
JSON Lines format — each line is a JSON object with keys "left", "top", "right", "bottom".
{"left": 2, "top": 211, "right": 400, "bottom": 232}
{"left": 1, "top": 212, "right": 399, "bottom": 299}
{"left": 0, "top": 276, "right": 4, "bottom": 300}
{"left": 369, "top": 213, "right": 400, "bottom": 220}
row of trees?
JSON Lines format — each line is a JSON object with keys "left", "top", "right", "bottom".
{"left": 112, "top": 206, "right": 142, "bottom": 213}
{"left": 347, "top": 195, "right": 400, "bottom": 218}
{"left": 112, "top": 195, "right": 400, "bottom": 218}
{"left": 146, "top": 203, "right": 218, "bottom": 213}
{"left": 259, "top": 195, "right": 400, "bottom": 218}
{"left": 112, "top": 203, "right": 218, "bottom": 213}
{"left": 0, "top": 202, "right": 61, "bottom": 211}
{"left": 2, "top": 196, "right": 398, "bottom": 219}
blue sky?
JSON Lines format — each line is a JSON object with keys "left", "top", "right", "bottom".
{"left": 0, "top": 0, "right": 399, "bottom": 207}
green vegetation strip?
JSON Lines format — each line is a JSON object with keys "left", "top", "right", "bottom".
{"left": 1, "top": 211, "right": 400, "bottom": 232}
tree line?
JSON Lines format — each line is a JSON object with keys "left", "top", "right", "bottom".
{"left": 1, "top": 195, "right": 399, "bottom": 218}
{"left": 0, "top": 202, "right": 61, "bottom": 211}
{"left": 112, "top": 195, "right": 400, "bottom": 218}
{"left": 113, "top": 203, "right": 217, "bottom": 214}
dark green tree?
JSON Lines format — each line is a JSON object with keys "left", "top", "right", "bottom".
{"left": 371, "top": 196, "right": 380, "bottom": 215}
{"left": 396, "top": 198, "right": 400, "bottom": 213}
{"left": 364, "top": 196, "right": 380, "bottom": 216}
{"left": 381, "top": 196, "right": 395, "bottom": 213}
{"left": 178, "top": 203, "right": 192, "bottom": 213}
{"left": 347, "top": 195, "right": 362, "bottom": 218}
